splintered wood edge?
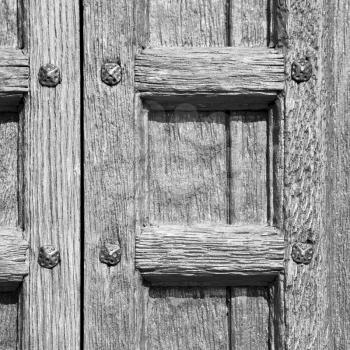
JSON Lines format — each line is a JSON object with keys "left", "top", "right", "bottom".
{"left": 0, "top": 227, "right": 29, "bottom": 291}
{"left": 0, "top": 48, "right": 29, "bottom": 111}
{"left": 135, "top": 47, "right": 285, "bottom": 105}
{"left": 136, "top": 224, "right": 285, "bottom": 286}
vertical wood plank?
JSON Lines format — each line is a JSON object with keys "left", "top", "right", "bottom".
{"left": 0, "top": 0, "right": 17, "bottom": 47}
{"left": 21, "top": 0, "right": 81, "bottom": 348}
{"left": 230, "top": 112, "right": 267, "bottom": 225}
{"left": 283, "top": 0, "right": 329, "bottom": 348}
{"left": 324, "top": 0, "right": 350, "bottom": 348}
{"left": 231, "top": 288, "right": 269, "bottom": 350}
{"left": 84, "top": 0, "right": 148, "bottom": 349}
{"left": 142, "top": 1, "right": 229, "bottom": 348}
{"left": 0, "top": 292, "right": 18, "bottom": 350}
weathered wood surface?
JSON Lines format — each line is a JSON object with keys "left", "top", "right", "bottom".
{"left": 139, "top": 1, "right": 230, "bottom": 348}
{"left": 0, "top": 0, "right": 17, "bottom": 47}
{"left": 325, "top": 0, "right": 350, "bottom": 348}
{"left": 84, "top": 0, "right": 147, "bottom": 349}
{"left": 283, "top": 0, "right": 328, "bottom": 349}
{"left": 135, "top": 48, "right": 284, "bottom": 100}
{"left": 0, "top": 48, "right": 28, "bottom": 111}
{"left": 0, "top": 113, "right": 18, "bottom": 226}
{"left": 0, "top": 48, "right": 28, "bottom": 92}
{"left": 231, "top": 288, "right": 269, "bottom": 350}
{"left": 136, "top": 224, "right": 284, "bottom": 286}
{"left": 21, "top": 0, "right": 81, "bottom": 348}
{"left": 230, "top": 112, "right": 268, "bottom": 225}
{"left": 0, "top": 292, "right": 18, "bottom": 350}
{"left": 0, "top": 227, "right": 28, "bottom": 291}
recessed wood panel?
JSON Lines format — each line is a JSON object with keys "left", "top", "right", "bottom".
{"left": 0, "top": 0, "right": 18, "bottom": 47}
{"left": 230, "top": 111, "right": 268, "bottom": 225}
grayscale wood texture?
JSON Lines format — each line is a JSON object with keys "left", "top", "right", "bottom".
{"left": 0, "top": 48, "right": 28, "bottom": 111}
{"left": 84, "top": 0, "right": 147, "bottom": 349}
{"left": 0, "top": 227, "right": 28, "bottom": 291}
{"left": 136, "top": 225, "right": 284, "bottom": 286}
{"left": 139, "top": 1, "right": 230, "bottom": 348}
{"left": 0, "top": 0, "right": 18, "bottom": 47}
{"left": 135, "top": 48, "right": 284, "bottom": 98}
{"left": 231, "top": 288, "right": 269, "bottom": 350}
{"left": 324, "top": 0, "right": 350, "bottom": 348}
{"left": 21, "top": 0, "right": 81, "bottom": 349}
{"left": 0, "top": 292, "right": 18, "bottom": 350}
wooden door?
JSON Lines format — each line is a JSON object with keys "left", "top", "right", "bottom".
{"left": 0, "top": 0, "right": 349, "bottom": 349}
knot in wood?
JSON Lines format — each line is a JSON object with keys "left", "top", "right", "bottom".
{"left": 99, "top": 242, "right": 121, "bottom": 266}
{"left": 291, "top": 242, "right": 314, "bottom": 265}
{"left": 101, "top": 62, "right": 122, "bottom": 86}
{"left": 291, "top": 58, "right": 312, "bottom": 83}
{"left": 38, "top": 245, "right": 60, "bottom": 269}
{"left": 38, "top": 63, "right": 61, "bottom": 87}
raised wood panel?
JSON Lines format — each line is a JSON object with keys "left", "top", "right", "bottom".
{"left": 136, "top": 224, "right": 284, "bottom": 286}
{"left": 135, "top": 48, "right": 284, "bottom": 100}
{"left": 230, "top": 112, "right": 268, "bottom": 225}
{"left": 21, "top": 0, "right": 81, "bottom": 348}
{"left": 0, "top": 227, "right": 28, "bottom": 291}
{"left": 0, "top": 48, "right": 29, "bottom": 111}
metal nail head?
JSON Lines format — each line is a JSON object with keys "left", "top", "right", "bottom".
{"left": 99, "top": 241, "right": 121, "bottom": 266}
{"left": 101, "top": 62, "right": 122, "bottom": 86}
{"left": 291, "top": 242, "right": 314, "bottom": 265}
{"left": 291, "top": 58, "right": 312, "bottom": 83}
{"left": 38, "top": 245, "right": 61, "bottom": 269}
{"left": 38, "top": 63, "right": 61, "bottom": 87}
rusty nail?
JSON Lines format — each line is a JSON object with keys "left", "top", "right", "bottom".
{"left": 101, "top": 62, "right": 122, "bottom": 86}
{"left": 38, "top": 63, "right": 61, "bottom": 87}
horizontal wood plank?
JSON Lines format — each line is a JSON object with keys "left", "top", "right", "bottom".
{"left": 135, "top": 47, "right": 284, "bottom": 108}
{"left": 0, "top": 227, "right": 28, "bottom": 291}
{"left": 136, "top": 224, "right": 285, "bottom": 286}
{"left": 0, "top": 48, "right": 29, "bottom": 111}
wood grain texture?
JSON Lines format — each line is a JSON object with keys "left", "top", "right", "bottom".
{"left": 21, "top": 0, "right": 81, "bottom": 348}
{"left": 140, "top": 2, "right": 229, "bottom": 348}
{"left": 84, "top": 0, "right": 147, "bottom": 349}
{"left": 135, "top": 48, "right": 284, "bottom": 100}
{"left": 230, "top": 112, "right": 268, "bottom": 225}
{"left": 0, "top": 48, "right": 28, "bottom": 111}
{"left": 148, "top": 0, "right": 226, "bottom": 47}
{"left": 0, "top": 227, "right": 28, "bottom": 291}
{"left": 283, "top": 0, "right": 328, "bottom": 349}
{"left": 145, "top": 288, "right": 228, "bottom": 350}
{"left": 324, "top": 0, "right": 350, "bottom": 348}
{"left": 0, "top": 113, "right": 18, "bottom": 226}
{"left": 230, "top": 0, "right": 269, "bottom": 47}
{"left": 147, "top": 110, "right": 227, "bottom": 224}
{"left": 0, "top": 48, "right": 28, "bottom": 93}
{"left": 0, "top": 292, "right": 18, "bottom": 350}
{"left": 0, "top": 0, "right": 17, "bottom": 47}
{"left": 136, "top": 224, "right": 284, "bottom": 286}
{"left": 231, "top": 288, "right": 269, "bottom": 350}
